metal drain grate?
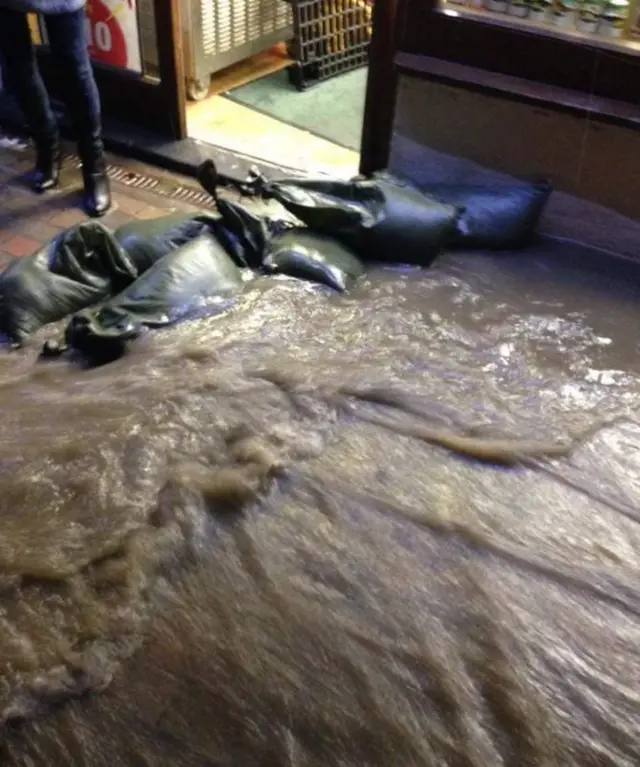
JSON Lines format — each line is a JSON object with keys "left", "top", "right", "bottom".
{"left": 2, "top": 132, "right": 236, "bottom": 212}
{"left": 108, "top": 167, "right": 159, "bottom": 191}
{"left": 60, "top": 152, "right": 218, "bottom": 210}
{"left": 169, "top": 185, "right": 217, "bottom": 208}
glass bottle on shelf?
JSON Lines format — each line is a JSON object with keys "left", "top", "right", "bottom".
{"left": 527, "top": 0, "right": 553, "bottom": 21}
{"left": 576, "top": 0, "right": 602, "bottom": 31}
{"left": 486, "top": 0, "right": 510, "bottom": 12}
{"left": 509, "top": 0, "right": 530, "bottom": 17}
{"left": 552, "top": 0, "right": 579, "bottom": 26}
{"left": 625, "top": 0, "right": 640, "bottom": 37}
{"left": 599, "top": 0, "right": 630, "bottom": 35}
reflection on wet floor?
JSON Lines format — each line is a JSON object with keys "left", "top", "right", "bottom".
{"left": 187, "top": 96, "right": 359, "bottom": 178}
{"left": 1, "top": 223, "right": 640, "bottom": 763}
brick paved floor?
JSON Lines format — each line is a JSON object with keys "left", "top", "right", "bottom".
{"left": 0, "top": 136, "right": 206, "bottom": 269}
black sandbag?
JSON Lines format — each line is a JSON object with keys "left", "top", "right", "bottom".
{"left": 260, "top": 177, "right": 460, "bottom": 266}
{"left": 114, "top": 212, "right": 251, "bottom": 270}
{"left": 65, "top": 233, "right": 244, "bottom": 355}
{"left": 195, "top": 161, "right": 272, "bottom": 268}
{"left": 370, "top": 171, "right": 552, "bottom": 250}
{"left": 415, "top": 181, "right": 552, "bottom": 250}
{"left": 214, "top": 197, "right": 271, "bottom": 269}
{"left": 0, "top": 221, "right": 138, "bottom": 345}
{"left": 114, "top": 213, "right": 204, "bottom": 271}
{"left": 263, "top": 228, "right": 364, "bottom": 292}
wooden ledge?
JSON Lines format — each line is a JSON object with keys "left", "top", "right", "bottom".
{"left": 395, "top": 52, "right": 640, "bottom": 131}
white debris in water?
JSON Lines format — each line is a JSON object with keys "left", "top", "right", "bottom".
{"left": 0, "top": 135, "right": 27, "bottom": 151}
{"left": 584, "top": 368, "right": 625, "bottom": 386}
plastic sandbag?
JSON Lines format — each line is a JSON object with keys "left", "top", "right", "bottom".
{"left": 114, "top": 213, "right": 208, "bottom": 271}
{"left": 195, "top": 161, "right": 272, "bottom": 268}
{"left": 65, "top": 233, "right": 244, "bottom": 356}
{"left": 370, "top": 171, "right": 552, "bottom": 250}
{"left": 0, "top": 221, "right": 138, "bottom": 345}
{"left": 214, "top": 197, "right": 270, "bottom": 269}
{"left": 114, "top": 211, "right": 253, "bottom": 270}
{"left": 263, "top": 229, "right": 364, "bottom": 292}
{"left": 260, "top": 177, "right": 460, "bottom": 266}
{"left": 418, "top": 180, "right": 552, "bottom": 250}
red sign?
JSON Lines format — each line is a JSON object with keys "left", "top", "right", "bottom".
{"left": 84, "top": 0, "right": 142, "bottom": 73}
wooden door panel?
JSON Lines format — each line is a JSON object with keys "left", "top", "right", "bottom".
{"left": 35, "top": 0, "right": 185, "bottom": 139}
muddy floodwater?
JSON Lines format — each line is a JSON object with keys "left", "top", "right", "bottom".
{"left": 0, "top": 237, "right": 639, "bottom": 765}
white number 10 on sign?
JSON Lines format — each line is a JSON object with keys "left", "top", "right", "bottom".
{"left": 85, "top": 17, "right": 113, "bottom": 53}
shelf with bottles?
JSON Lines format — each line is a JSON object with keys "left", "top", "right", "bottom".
{"left": 440, "top": 0, "right": 640, "bottom": 51}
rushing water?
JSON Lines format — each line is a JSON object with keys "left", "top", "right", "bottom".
{"left": 0, "top": 237, "right": 639, "bottom": 765}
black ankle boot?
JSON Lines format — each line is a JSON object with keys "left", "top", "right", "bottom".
{"left": 82, "top": 157, "right": 111, "bottom": 218}
{"left": 82, "top": 164, "right": 111, "bottom": 218}
{"left": 32, "top": 140, "right": 61, "bottom": 194}
{"left": 79, "top": 138, "right": 112, "bottom": 218}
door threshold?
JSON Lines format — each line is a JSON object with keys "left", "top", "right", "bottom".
{"left": 0, "top": 96, "right": 309, "bottom": 188}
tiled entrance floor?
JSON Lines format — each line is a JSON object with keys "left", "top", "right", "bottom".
{"left": 0, "top": 136, "right": 206, "bottom": 268}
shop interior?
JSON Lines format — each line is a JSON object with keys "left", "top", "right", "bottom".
{"left": 176, "top": 0, "right": 372, "bottom": 177}
{"left": 17, "top": 0, "right": 640, "bottom": 190}
{"left": 439, "top": 0, "right": 640, "bottom": 49}
{"left": 169, "top": 0, "right": 640, "bottom": 180}
{"left": 14, "top": 0, "right": 370, "bottom": 178}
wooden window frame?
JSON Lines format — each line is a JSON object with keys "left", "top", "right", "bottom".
{"left": 359, "top": 0, "right": 640, "bottom": 174}
{"left": 36, "top": 0, "right": 186, "bottom": 139}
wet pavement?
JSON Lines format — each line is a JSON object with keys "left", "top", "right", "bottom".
{"left": 0, "top": 135, "right": 208, "bottom": 268}
{"left": 1, "top": 135, "right": 640, "bottom": 765}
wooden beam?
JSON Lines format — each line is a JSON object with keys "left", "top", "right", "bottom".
{"left": 154, "top": 0, "right": 187, "bottom": 139}
{"left": 395, "top": 52, "right": 640, "bottom": 132}
{"left": 360, "top": 0, "right": 405, "bottom": 174}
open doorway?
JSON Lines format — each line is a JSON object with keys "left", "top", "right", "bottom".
{"left": 180, "top": 0, "right": 372, "bottom": 177}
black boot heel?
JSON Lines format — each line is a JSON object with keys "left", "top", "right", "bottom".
{"left": 79, "top": 131, "right": 112, "bottom": 217}
{"left": 32, "top": 142, "right": 61, "bottom": 194}
{"left": 82, "top": 166, "right": 111, "bottom": 218}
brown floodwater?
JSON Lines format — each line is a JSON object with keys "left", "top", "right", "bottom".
{"left": 0, "top": 236, "right": 639, "bottom": 765}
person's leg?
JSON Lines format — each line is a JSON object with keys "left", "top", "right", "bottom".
{"left": 43, "top": 9, "right": 111, "bottom": 217}
{"left": 0, "top": 9, "right": 61, "bottom": 192}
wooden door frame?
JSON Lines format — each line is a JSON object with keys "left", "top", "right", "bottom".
{"left": 37, "top": 0, "right": 186, "bottom": 140}
{"left": 359, "top": 0, "right": 406, "bottom": 175}
{"left": 153, "top": 0, "right": 187, "bottom": 138}
{"left": 359, "top": 0, "right": 640, "bottom": 178}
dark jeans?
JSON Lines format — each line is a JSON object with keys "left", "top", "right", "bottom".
{"left": 0, "top": 8, "right": 101, "bottom": 150}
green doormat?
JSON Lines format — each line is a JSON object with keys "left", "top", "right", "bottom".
{"left": 225, "top": 68, "right": 367, "bottom": 152}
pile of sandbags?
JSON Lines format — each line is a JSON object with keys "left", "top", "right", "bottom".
{"left": 0, "top": 161, "right": 552, "bottom": 362}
